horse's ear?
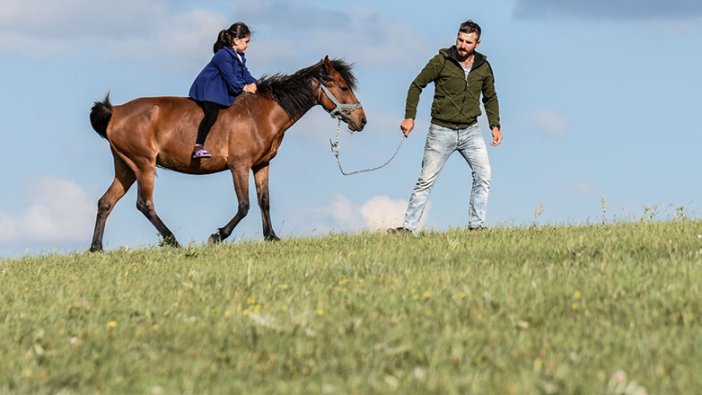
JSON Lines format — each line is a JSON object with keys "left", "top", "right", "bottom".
{"left": 322, "top": 56, "right": 334, "bottom": 74}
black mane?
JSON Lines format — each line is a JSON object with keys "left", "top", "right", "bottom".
{"left": 257, "top": 58, "right": 356, "bottom": 120}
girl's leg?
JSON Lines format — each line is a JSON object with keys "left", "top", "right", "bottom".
{"left": 193, "top": 101, "right": 221, "bottom": 158}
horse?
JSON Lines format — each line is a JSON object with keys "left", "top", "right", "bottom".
{"left": 88, "top": 56, "right": 366, "bottom": 252}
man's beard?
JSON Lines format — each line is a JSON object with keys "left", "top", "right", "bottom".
{"left": 456, "top": 48, "right": 473, "bottom": 61}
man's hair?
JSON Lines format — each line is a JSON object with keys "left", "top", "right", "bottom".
{"left": 458, "top": 20, "right": 481, "bottom": 39}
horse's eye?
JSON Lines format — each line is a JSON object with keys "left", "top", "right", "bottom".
{"left": 341, "top": 87, "right": 349, "bottom": 92}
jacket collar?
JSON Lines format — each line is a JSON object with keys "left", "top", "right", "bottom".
{"left": 443, "top": 46, "right": 486, "bottom": 70}
{"left": 222, "top": 46, "right": 246, "bottom": 63}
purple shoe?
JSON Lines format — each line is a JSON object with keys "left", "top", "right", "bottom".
{"left": 192, "top": 145, "right": 212, "bottom": 159}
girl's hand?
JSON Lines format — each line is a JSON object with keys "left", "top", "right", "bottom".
{"left": 243, "top": 83, "right": 257, "bottom": 94}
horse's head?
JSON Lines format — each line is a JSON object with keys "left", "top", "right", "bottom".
{"left": 316, "top": 56, "right": 367, "bottom": 132}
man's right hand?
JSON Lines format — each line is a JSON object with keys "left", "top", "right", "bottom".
{"left": 400, "top": 118, "right": 414, "bottom": 137}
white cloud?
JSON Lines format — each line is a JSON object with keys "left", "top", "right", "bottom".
{"left": 329, "top": 195, "right": 363, "bottom": 229}
{"left": 325, "top": 194, "right": 418, "bottom": 231}
{"left": 0, "top": 0, "right": 167, "bottom": 41}
{"left": 0, "top": 31, "right": 67, "bottom": 56}
{"left": 359, "top": 195, "right": 408, "bottom": 230}
{"left": 107, "top": 9, "right": 226, "bottom": 70}
{"left": 529, "top": 110, "right": 567, "bottom": 137}
{"left": 231, "top": 1, "right": 427, "bottom": 68}
{"left": 0, "top": 0, "right": 224, "bottom": 68}
{"left": 0, "top": 178, "right": 94, "bottom": 246}
{"left": 514, "top": 0, "right": 702, "bottom": 20}
{"left": 1, "top": 0, "right": 425, "bottom": 71}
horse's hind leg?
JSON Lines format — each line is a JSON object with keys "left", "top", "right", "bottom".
{"left": 253, "top": 163, "right": 279, "bottom": 241}
{"left": 90, "top": 155, "right": 136, "bottom": 252}
{"left": 134, "top": 164, "right": 180, "bottom": 248}
{"left": 209, "top": 166, "right": 250, "bottom": 244}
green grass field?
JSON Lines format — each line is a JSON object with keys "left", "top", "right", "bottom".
{"left": 2, "top": 220, "right": 701, "bottom": 394}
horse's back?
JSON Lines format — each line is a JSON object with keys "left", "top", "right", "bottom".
{"left": 108, "top": 96, "right": 198, "bottom": 136}
{"left": 114, "top": 96, "right": 197, "bottom": 119}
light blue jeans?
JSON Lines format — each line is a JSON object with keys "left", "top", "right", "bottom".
{"left": 403, "top": 122, "right": 491, "bottom": 230}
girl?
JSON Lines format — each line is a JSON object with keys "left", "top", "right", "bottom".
{"left": 189, "top": 22, "right": 257, "bottom": 159}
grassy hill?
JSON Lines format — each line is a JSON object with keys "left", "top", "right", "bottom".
{"left": 2, "top": 220, "right": 701, "bottom": 394}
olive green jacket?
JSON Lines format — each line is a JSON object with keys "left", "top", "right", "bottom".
{"left": 405, "top": 47, "right": 500, "bottom": 130}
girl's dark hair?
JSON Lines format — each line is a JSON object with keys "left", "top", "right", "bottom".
{"left": 213, "top": 22, "right": 251, "bottom": 53}
{"left": 458, "top": 20, "right": 481, "bottom": 39}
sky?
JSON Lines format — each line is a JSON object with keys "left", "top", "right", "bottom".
{"left": 1, "top": 0, "right": 701, "bottom": 257}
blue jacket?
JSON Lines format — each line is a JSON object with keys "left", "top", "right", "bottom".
{"left": 189, "top": 47, "right": 257, "bottom": 106}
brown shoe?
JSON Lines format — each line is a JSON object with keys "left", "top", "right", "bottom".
{"left": 387, "top": 227, "right": 412, "bottom": 234}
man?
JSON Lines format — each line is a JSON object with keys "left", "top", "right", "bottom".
{"left": 392, "top": 20, "right": 502, "bottom": 233}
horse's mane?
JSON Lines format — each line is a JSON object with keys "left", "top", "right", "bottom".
{"left": 257, "top": 58, "right": 357, "bottom": 120}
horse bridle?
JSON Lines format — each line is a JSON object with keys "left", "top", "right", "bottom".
{"left": 316, "top": 81, "right": 363, "bottom": 122}
{"left": 315, "top": 79, "right": 405, "bottom": 176}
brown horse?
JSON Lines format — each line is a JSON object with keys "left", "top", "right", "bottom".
{"left": 88, "top": 56, "right": 366, "bottom": 252}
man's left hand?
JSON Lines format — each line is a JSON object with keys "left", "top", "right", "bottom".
{"left": 491, "top": 127, "right": 502, "bottom": 146}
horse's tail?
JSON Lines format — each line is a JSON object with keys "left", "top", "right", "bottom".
{"left": 90, "top": 93, "right": 113, "bottom": 140}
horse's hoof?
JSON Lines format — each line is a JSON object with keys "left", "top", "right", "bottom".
{"left": 89, "top": 245, "right": 103, "bottom": 253}
{"left": 166, "top": 236, "right": 180, "bottom": 248}
{"left": 161, "top": 235, "right": 180, "bottom": 248}
{"left": 208, "top": 233, "right": 222, "bottom": 244}
{"left": 264, "top": 234, "right": 280, "bottom": 242}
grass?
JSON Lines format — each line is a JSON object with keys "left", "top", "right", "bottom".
{"left": 1, "top": 220, "right": 701, "bottom": 394}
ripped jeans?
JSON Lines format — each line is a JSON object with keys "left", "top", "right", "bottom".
{"left": 403, "top": 122, "right": 491, "bottom": 230}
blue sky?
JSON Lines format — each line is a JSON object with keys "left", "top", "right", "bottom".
{"left": 1, "top": 0, "right": 701, "bottom": 257}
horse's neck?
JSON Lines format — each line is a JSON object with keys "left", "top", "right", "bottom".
{"left": 273, "top": 100, "right": 317, "bottom": 133}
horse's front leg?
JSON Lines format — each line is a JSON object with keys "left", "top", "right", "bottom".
{"left": 253, "top": 162, "right": 279, "bottom": 241}
{"left": 209, "top": 165, "right": 250, "bottom": 244}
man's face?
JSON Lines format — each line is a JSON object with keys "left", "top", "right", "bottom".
{"left": 455, "top": 32, "right": 480, "bottom": 59}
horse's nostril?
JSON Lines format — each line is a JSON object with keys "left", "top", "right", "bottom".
{"left": 361, "top": 117, "right": 367, "bottom": 125}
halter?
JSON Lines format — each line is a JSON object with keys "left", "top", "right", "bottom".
{"left": 313, "top": 81, "right": 404, "bottom": 176}
{"left": 314, "top": 80, "right": 404, "bottom": 176}
{"left": 317, "top": 82, "right": 363, "bottom": 121}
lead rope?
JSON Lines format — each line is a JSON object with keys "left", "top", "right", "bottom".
{"left": 329, "top": 119, "right": 406, "bottom": 176}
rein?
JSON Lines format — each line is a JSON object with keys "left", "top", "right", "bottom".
{"left": 317, "top": 80, "right": 405, "bottom": 176}
{"left": 328, "top": 120, "right": 406, "bottom": 176}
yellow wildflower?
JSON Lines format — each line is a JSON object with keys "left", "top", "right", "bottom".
{"left": 107, "top": 320, "right": 118, "bottom": 329}
{"left": 533, "top": 358, "right": 543, "bottom": 373}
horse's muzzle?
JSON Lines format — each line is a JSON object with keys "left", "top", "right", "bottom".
{"left": 347, "top": 111, "right": 367, "bottom": 132}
